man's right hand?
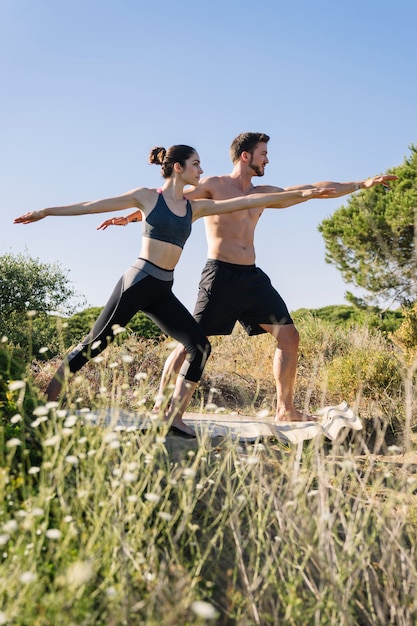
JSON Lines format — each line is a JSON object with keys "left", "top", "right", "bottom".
{"left": 96, "top": 216, "right": 129, "bottom": 230}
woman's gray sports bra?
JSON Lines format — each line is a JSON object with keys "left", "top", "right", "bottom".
{"left": 142, "top": 189, "right": 192, "bottom": 249}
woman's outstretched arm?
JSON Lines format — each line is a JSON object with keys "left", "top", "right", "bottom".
{"left": 14, "top": 188, "right": 148, "bottom": 224}
{"left": 190, "top": 187, "right": 336, "bottom": 221}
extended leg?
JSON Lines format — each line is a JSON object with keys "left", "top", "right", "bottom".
{"left": 260, "top": 323, "right": 314, "bottom": 421}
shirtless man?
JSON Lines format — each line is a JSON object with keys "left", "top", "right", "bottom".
{"left": 100, "top": 132, "right": 396, "bottom": 421}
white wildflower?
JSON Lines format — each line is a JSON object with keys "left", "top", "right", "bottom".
{"left": 33, "top": 406, "right": 49, "bottom": 416}
{"left": 106, "top": 586, "right": 117, "bottom": 597}
{"left": 2, "top": 520, "right": 18, "bottom": 533}
{"left": 387, "top": 445, "right": 402, "bottom": 454}
{"left": 94, "top": 356, "right": 104, "bottom": 364}
{"left": 244, "top": 456, "right": 259, "bottom": 466}
{"left": 158, "top": 511, "right": 173, "bottom": 521}
{"left": 191, "top": 601, "right": 218, "bottom": 620}
{"left": 45, "top": 528, "right": 62, "bottom": 540}
{"left": 0, "top": 535, "right": 10, "bottom": 546}
{"left": 66, "top": 560, "right": 94, "bottom": 588}
{"left": 91, "top": 340, "right": 102, "bottom": 351}
{"left": 103, "top": 431, "right": 119, "bottom": 443}
{"left": 109, "top": 362, "right": 119, "bottom": 369}
{"left": 65, "top": 455, "right": 79, "bottom": 466}
{"left": 145, "top": 493, "right": 160, "bottom": 503}
{"left": 135, "top": 372, "right": 148, "bottom": 381}
{"left": 38, "top": 346, "right": 49, "bottom": 354}
{"left": 64, "top": 415, "right": 77, "bottom": 428}
{"left": 10, "top": 414, "right": 22, "bottom": 424}
{"left": 122, "top": 471, "right": 137, "bottom": 483}
{"left": 6, "top": 438, "right": 22, "bottom": 448}
{"left": 122, "top": 354, "right": 134, "bottom": 363}
{"left": 339, "top": 460, "right": 356, "bottom": 472}
{"left": 8, "top": 380, "right": 25, "bottom": 391}
{"left": 20, "top": 571, "right": 37, "bottom": 584}
{"left": 112, "top": 325, "right": 126, "bottom": 336}
{"left": 182, "top": 468, "right": 196, "bottom": 479}
{"left": 43, "top": 435, "right": 61, "bottom": 447}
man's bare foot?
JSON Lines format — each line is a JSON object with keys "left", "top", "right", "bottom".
{"left": 275, "top": 410, "right": 318, "bottom": 423}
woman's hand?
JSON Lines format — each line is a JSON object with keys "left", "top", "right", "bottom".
{"left": 14, "top": 210, "right": 46, "bottom": 224}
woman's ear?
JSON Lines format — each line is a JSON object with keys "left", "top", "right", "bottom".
{"left": 173, "top": 162, "right": 183, "bottom": 174}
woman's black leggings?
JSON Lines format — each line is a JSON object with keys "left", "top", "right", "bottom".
{"left": 64, "top": 258, "right": 211, "bottom": 382}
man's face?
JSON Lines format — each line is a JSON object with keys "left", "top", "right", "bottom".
{"left": 247, "top": 142, "right": 269, "bottom": 177}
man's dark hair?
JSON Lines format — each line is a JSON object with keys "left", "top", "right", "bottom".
{"left": 229, "top": 132, "right": 270, "bottom": 163}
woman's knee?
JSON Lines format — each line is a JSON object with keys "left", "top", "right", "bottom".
{"left": 180, "top": 337, "right": 211, "bottom": 381}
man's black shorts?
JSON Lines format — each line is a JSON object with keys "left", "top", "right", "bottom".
{"left": 192, "top": 259, "right": 293, "bottom": 336}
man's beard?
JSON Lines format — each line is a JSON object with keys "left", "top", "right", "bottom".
{"left": 248, "top": 155, "right": 264, "bottom": 177}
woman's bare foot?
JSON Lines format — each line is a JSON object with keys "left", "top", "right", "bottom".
{"left": 169, "top": 418, "right": 196, "bottom": 438}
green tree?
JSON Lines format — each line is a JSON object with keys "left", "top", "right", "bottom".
{"left": 0, "top": 252, "right": 84, "bottom": 358}
{"left": 318, "top": 144, "right": 417, "bottom": 306}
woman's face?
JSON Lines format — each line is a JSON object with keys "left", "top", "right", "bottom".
{"left": 182, "top": 152, "right": 203, "bottom": 186}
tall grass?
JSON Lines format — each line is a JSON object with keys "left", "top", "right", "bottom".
{"left": 1, "top": 317, "right": 416, "bottom": 625}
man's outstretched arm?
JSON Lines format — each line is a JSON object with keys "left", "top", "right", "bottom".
{"left": 284, "top": 174, "right": 398, "bottom": 197}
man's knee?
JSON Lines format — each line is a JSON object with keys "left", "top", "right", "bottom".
{"left": 276, "top": 324, "right": 300, "bottom": 351}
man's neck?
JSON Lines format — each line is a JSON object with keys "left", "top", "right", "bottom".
{"left": 229, "top": 165, "right": 255, "bottom": 193}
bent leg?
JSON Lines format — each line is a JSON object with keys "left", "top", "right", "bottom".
{"left": 146, "top": 293, "right": 211, "bottom": 433}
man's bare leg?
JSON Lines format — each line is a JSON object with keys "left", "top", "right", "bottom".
{"left": 260, "top": 323, "right": 315, "bottom": 422}
{"left": 153, "top": 343, "right": 187, "bottom": 412}
{"left": 165, "top": 376, "right": 197, "bottom": 436}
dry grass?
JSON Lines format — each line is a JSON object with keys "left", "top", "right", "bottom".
{"left": 1, "top": 316, "right": 417, "bottom": 624}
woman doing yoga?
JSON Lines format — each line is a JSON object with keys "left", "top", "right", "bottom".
{"left": 14, "top": 144, "right": 334, "bottom": 436}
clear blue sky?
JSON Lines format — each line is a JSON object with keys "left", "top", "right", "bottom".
{"left": 2, "top": 0, "right": 416, "bottom": 313}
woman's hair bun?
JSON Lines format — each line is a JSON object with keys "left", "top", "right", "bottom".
{"left": 149, "top": 146, "right": 166, "bottom": 165}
